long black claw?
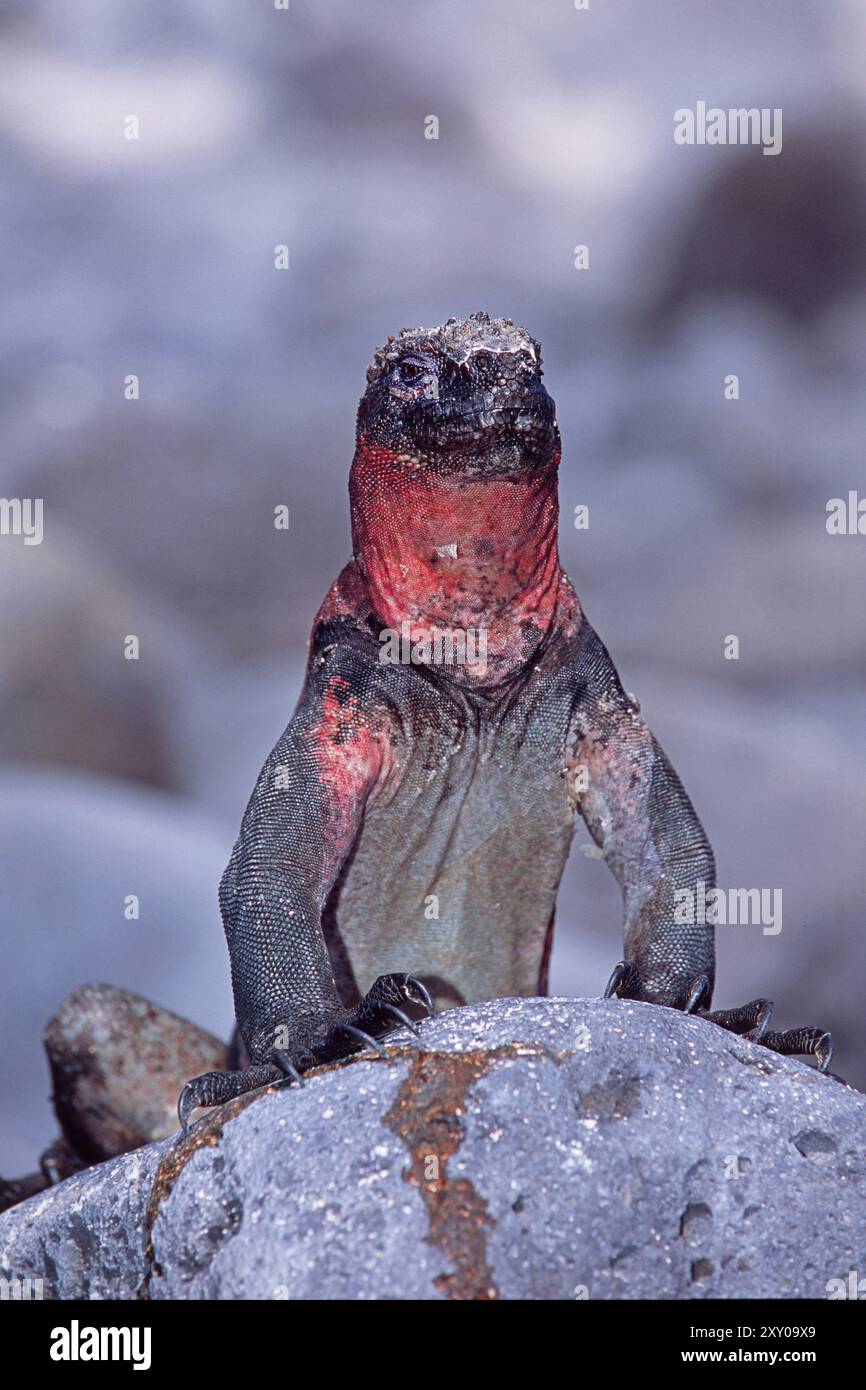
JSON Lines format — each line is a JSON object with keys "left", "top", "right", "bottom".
{"left": 340, "top": 1023, "right": 388, "bottom": 1059}
{"left": 816, "top": 1032, "right": 834, "bottom": 1074}
{"left": 40, "top": 1153, "right": 63, "bottom": 1187}
{"left": 273, "top": 1049, "right": 304, "bottom": 1085}
{"left": 381, "top": 1004, "right": 420, "bottom": 1036}
{"left": 751, "top": 1000, "right": 774, "bottom": 1042}
{"left": 407, "top": 976, "right": 435, "bottom": 1016}
{"left": 604, "top": 961, "right": 641, "bottom": 1001}
{"left": 684, "top": 975, "right": 711, "bottom": 1014}
{"left": 178, "top": 1083, "right": 201, "bottom": 1136}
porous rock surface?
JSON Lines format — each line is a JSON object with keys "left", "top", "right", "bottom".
{"left": 0, "top": 997, "right": 863, "bottom": 1300}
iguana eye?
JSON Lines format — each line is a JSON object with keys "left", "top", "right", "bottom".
{"left": 398, "top": 359, "right": 428, "bottom": 384}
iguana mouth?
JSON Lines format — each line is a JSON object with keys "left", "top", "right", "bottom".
{"left": 404, "top": 397, "right": 558, "bottom": 472}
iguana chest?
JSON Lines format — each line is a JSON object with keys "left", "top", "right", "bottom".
{"left": 322, "top": 668, "right": 577, "bottom": 1010}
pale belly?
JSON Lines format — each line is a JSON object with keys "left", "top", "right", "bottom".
{"left": 322, "top": 692, "right": 576, "bottom": 1010}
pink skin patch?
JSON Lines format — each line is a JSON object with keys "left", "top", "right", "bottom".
{"left": 347, "top": 438, "right": 565, "bottom": 683}
{"left": 308, "top": 675, "right": 392, "bottom": 885}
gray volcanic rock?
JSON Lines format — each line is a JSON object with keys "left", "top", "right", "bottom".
{"left": 0, "top": 1144, "right": 163, "bottom": 1300}
{"left": 0, "top": 997, "right": 863, "bottom": 1300}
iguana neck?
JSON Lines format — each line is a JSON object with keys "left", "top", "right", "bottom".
{"left": 349, "top": 437, "right": 562, "bottom": 685}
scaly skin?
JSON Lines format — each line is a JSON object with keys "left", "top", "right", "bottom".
{"left": 0, "top": 313, "right": 832, "bottom": 1204}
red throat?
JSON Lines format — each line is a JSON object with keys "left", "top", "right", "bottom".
{"left": 348, "top": 438, "right": 563, "bottom": 684}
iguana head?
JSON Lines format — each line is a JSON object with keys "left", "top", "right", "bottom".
{"left": 357, "top": 310, "right": 559, "bottom": 475}
{"left": 349, "top": 313, "right": 565, "bottom": 686}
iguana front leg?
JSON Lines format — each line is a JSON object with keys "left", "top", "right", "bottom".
{"left": 567, "top": 619, "right": 832, "bottom": 1071}
{"left": 179, "top": 637, "right": 431, "bottom": 1131}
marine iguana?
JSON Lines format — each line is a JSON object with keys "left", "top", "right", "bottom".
{"left": 0, "top": 312, "right": 832, "bottom": 1204}
{"left": 177, "top": 310, "right": 830, "bottom": 1127}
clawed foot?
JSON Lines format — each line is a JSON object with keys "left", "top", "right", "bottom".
{"left": 336, "top": 971, "right": 433, "bottom": 1050}
{"left": 178, "top": 973, "right": 434, "bottom": 1135}
{"left": 177, "top": 1062, "right": 285, "bottom": 1135}
{"left": 603, "top": 960, "right": 833, "bottom": 1074}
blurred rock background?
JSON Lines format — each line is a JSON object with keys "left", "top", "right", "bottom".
{"left": 1, "top": 0, "right": 864, "bottom": 1170}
